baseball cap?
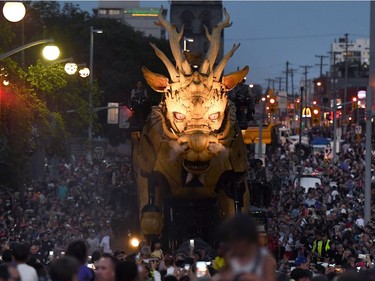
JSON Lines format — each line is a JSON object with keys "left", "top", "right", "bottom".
{"left": 295, "top": 256, "right": 308, "bottom": 266}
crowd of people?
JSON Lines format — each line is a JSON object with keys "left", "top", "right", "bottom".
{"left": 246, "top": 126, "right": 375, "bottom": 280}
{"left": 1, "top": 119, "right": 375, "bottom": 281}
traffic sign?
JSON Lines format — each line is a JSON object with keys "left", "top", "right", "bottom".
{"left": 355, "top": 125, "right": 362, "bottom": 135}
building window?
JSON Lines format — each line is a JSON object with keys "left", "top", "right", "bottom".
{"left": 109, "top": 9, "right": 120, "bottom": 15}
{"left": 98, "top": 9, "right": 107, "bottom": 15}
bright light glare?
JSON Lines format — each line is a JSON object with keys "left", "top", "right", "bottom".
{"left": 130, "top": 237, "right": 140, "bottom": 248}
{"left": 79, "top": 67, "right": 90, "bottom": 78}
{"left": 64, "top": 63, "right": 78, "bottom": 75}
{"left": 3, "top": 2, "right": 26, "bottom": 22}
{"left": 42, "top": 45, "right": 60, "bottom": 61}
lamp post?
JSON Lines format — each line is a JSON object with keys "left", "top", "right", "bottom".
{"left": 0, "top": 39, "right": 59, "bottom": 61}
{"left": 258, "top": 96, "right": 265, "bottom": 159}
{"left": 88, "top": 26, "right": 103, "bottom": 158}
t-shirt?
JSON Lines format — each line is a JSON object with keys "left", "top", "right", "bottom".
{"left": 151, "top": 249, "right": 163, "bottom": 259}
{"left": 356, "top": 218, "right": 365, "bottom": 228}
{"left": 100, "top": 236, "right": 112, "bottom": 254}
{"left": 87, "top": 237, "right": 100, "bottom": 255}
{"left": 78, "top": 265, "right": 94, "bottom": 281}
{"left": 17, "top": 263, "right": 38, "bottom": 281}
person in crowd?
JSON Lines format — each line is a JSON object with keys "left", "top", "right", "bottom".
{"left": 0, "top": 264, "right": 10, "bottom": 281}
{"left": 151, "top": 239, "right": 164, "bottom": 260}
{"left": 294, "top": 256, "right": 310, "bottom": 271}
{"left": 96, "top": 254, "right": 117, "bottom": 281}
{"left": 129, "top": 80, "right": 149, "bottom": 128}
{"left": 90, "top": 251, "right": 102, "bottom": 270}
{"left": 311, "top": 232, "right": 331, "bottom": 262}
{"left": 213, "top": 214, "right": 276, "bottom": 281}
{"left": 40, "top": 232, "right": 54, "bottom": 262}
{"left": 49, "top": 256, "right": 79, "bottom": 281}
{"left": 87, "top": 230, "right": 100, "bottom": 256}
{"left": 130, "top": 81, "right": 148, "bottom": 104}
{"left": 29, "top": 242, "right": 44, "bottom": 264}
{"left": 12, "top": 243, "right": 38, "bottom": 281}
{"left": 113, "top": 250, "right": 126, "bottom": 262}
{"left": 249, "top": 160, "right": 267, "bottom": 208}
{"left": 66, "top": 240, "right": 94, "bottom": 281}
{"left": 290, "top": 268, "right": 312, "bottom": 281}
{"left": 7, "top": 263, "right": 21, "bottom": 281}
{"left": 115, "top": 261, "right": 138, "bottom": 281}
{"left": 100, "top": 230, "right": 113, "bottom": 255}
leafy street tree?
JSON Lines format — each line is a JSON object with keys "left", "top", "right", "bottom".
{"left": 0, "top": 1, "right": 171, "bottom": 187}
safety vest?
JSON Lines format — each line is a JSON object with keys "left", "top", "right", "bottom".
{"left": 312, "top": 239, "right": 331, "bottom": 256}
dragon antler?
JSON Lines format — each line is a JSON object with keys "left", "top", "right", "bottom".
{"left": 200, "top": 8, "right": 232, "bottom": 75}
{"left": 155, "top": 7, "right": 192, "bottom": 76}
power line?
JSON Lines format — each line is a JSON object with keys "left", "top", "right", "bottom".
{"left": 226, "top": 33, "right": 343, "bottom": 41}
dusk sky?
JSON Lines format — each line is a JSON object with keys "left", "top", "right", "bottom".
{"left": 72, "top": 1, "right": 370, "bottom": 91}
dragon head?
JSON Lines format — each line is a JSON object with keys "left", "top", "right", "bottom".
{"left": 143, "top": 8, "right": 248, "bottom": 175}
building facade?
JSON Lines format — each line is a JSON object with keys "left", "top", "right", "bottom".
{"left": 97, "top": 1, "right": 167, "bottom": 39}
{"left": 170, "top": 1, "right": 224, "bottom": 66}
{"left": 331, "top": 37, "right": 370, "bottom": 67}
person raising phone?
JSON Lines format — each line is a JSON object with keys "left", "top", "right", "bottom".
{"left": 213, "top": 214, "right": 276, "bottom": 281}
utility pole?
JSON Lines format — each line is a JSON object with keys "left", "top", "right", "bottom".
{"left": 315, "top": 55, "right": 329, "bottom": 77}
{"left": 285, "top": 61, "right": 289, "bottom": 94}
{"left": 329, "top": 51, "right": 339, "bottom": 161}
{"left": 364, "top": 1, "right": 375, "bottom": 223}
{"left": 298, "top": 86, "right": 304, "bottom": 166}
{"left": 289, "top": 68, "right": 298, "bottom": 98}
{"left": 300, "top": 65, "right": 313, "bottom": 127}
{"left": 265, "top": 79, "right": 274, "bottom": 90}
{"left": 275, "top": 77, "right": 283, "bottom": 92}
{"left": 343, "top": 33, "right": 350, "bottom": 132}
{"left": 289, "top": 68, "right": 298, "bottom": 130}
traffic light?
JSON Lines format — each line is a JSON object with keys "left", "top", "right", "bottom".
{"left": 295, "top": 99, "right": 300, "bottom": 111}
{"left": 312, "top": 105, "right": 320, "bottom": 126}
{"left": 352, "top": 97, "right": 358, "bottom": 110}
{"left": 268, "top": 96, "right": 277, "bottom": 114}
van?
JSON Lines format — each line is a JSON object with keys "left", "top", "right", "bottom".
{"left": 293, "top": 175, "right": 322, "bottom": 193}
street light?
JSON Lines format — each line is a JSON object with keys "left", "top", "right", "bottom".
{"left": 2, "top": 2, "right": 25, "bottom": 22}
{"left": 42, "top": 45, "right": 60, "bottom": 61}
{"left": 64, "top": 63, "right": 78, "bottom": 75}
{"left": 183, "top": 37, "right": 194, "bottom": 51}
{"left": 79, "top": 67, "right": 90, "bottom": 78}
{"left": 0, "top": 39, "right": 60, "bottom": 61}
{"left": 88, "top": 26, "right": 103, "bottom": 157}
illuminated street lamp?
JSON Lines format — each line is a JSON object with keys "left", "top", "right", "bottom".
{"left": 0, "top": 39, "right": 60, "bottom": 61}
{"left": 64, "top": 63, "right": 78, "bottom": 75}
{"left": 42, "top": 45, "right": 60, "bottom": 61}
{"left": 2, "top": 2, "right": 26, "bottom": 22}
{"left": 79, "top": 67, "right": 90, "bottom": 78}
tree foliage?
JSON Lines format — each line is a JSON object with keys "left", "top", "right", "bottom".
{"left": 0, "top": 1, "right": 172, "bottom": 186}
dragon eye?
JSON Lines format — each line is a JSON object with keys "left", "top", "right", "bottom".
{"left": 173, "top": 112, "right": 186, "bottom": 120}
{"left": 209, "top": 112, "right": 220, "bottom": 121}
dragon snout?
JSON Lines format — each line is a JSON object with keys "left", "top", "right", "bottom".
{"left": 178, "top": 133, "right": 218, "bottom": 153}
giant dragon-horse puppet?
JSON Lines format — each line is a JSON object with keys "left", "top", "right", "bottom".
{"left": 132, "top": 8, "right": 250, "bottom": 242}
